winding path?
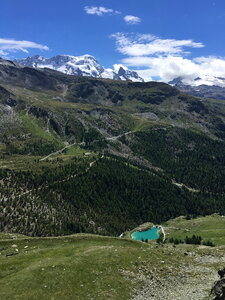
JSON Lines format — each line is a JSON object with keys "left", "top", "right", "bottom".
{"left": 158, "top": 225, "right": 166, "bottom": 242}
{"left": 39, "top": 141, "right": 85, "bottom": 161}
{"left": 39, "top": 131, "right": 135, "bottom": 161}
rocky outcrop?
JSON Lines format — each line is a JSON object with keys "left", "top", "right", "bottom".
{"left": 211, "top": 268, "right": 225, "bottom": 300}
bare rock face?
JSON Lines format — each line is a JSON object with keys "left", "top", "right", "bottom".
{"left": 211, "top": 268, "right": 225, "bottom": 300}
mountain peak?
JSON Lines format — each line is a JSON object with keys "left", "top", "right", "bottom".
{"left": 169, "top": 76, "right": 225, "bottom": 100}
{"left": 168, "top": 77, "right": 184, "bottom": 86}
{"left": 14, "top": 54, "right": 144, "bottom": 82}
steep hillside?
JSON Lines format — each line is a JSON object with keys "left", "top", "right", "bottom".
{"left": 1, "top": 58, "right": 225, "bottom": 237}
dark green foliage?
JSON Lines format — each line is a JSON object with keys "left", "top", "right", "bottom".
{"left": 128, "top": 127, "right": 225, "bottom": 196}
{"left": 69, "top": 81, "right": 95, "bottom": 99}
{"left": 0, "top": 85, "right": 18, "bottom": 106}
{"left": 140, "top": 238, "right": 149, "bottom": 243}
{"left": 0, "top": 157, "right": 182, "bottom": 235}
{"left": 211, "top": 117, "right": 225, "bottom": 139}
{"left": 0, "top": 155, "right": 221, "bottom": 237}
{"left": 178, "top": 94, "right": 209, "bottom": 115}
{"left": 128, "top": 92, "right": 166, "bottom": 104}
{"left": 84, "top": 128, "right": 103, "bottom": 145}
{"left": 187, "top": 99, "right": 209, "bottom": 114}
{"left": 168, "top": 235, "right": 208, "bottom": 246}
{"left": 203, "top": 240, "right": 215, "bottom": 247}
{"left": 5, "top": 138, "right": 57, "bottom": 155}
{"left": 185, "top": 235, "right": 202, "bottom": 245}
{"left": 67, "top": 79, "right": 124, "bottom": 104}
{"left": 65, "top": 119, "right": 85, "bottom": 142}
{"left": 156, "top": 233, "right": 164, "bottom": 244}
{"left": 168, "top": 238, "right": 183, "bottom": 245}
{"left": 108, "top": 90, "right": 124, "bottom": 103}
{"left": 127, "top": 82, "right": 178, "bottom": 104}
{"left": 0, "top": 158, "right": 91, "bottom": 236}
{"left": 82, "top": 128, "right": 107, "bottom": 151}
{"left": 127, "top": 81, "right": 179, "bottom": 97}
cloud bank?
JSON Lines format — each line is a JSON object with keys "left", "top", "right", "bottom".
{"left": 0, "top": 38, "right": 49, "bottom": 56}
{"left": 112, "top": 33, "right": 225, "bottom": 86}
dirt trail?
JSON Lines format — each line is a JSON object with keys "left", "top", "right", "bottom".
{"left": 39, "top": 142, "right": 85, "bottom": 161}
{"left": 39, "top": 131, "right": 134, "bottom": 162}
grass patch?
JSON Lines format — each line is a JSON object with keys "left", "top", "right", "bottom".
{"left": 0, "top": 233, "right": 212, "bottom": 300}
{"left": 19, "top": 114, "right": 63, "bottom": 147}
{"left": 66, "top": 145, "right": 87, "bottom": 156}
{"left": 164, "top": 214, "right": 225, "bottom": 246}
{"left": 0, "top": 235, "right": 149, "bottom": 300}
{"left": 0, "top": 233, "right": 222, "bottom": 299}
{"left": 0, "top": 154, "right": 91, "bottom": 172}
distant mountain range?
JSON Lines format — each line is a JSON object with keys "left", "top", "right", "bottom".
{"left": 169, "top": 77, "right": 225, "bottom": 100}
{"left": 10, "top": 55, "right": 225, "bottom": 100}
{"left": 15, "top": 54, "right": 144, "bottom": 82}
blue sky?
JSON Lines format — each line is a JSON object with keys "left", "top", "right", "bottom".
{"left": 1, "top": 0, "right": 225, "bottom": 83}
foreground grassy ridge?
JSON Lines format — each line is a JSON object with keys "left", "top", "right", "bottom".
{"left": 0, "top": 233, "right": 27, "bottom": 240}
{"left": 164, "top": 214, "right": 225, "bottom": 246}
{"left": 0, "top": 233, "right": 224, "bottom": 300}
{"left": 0, "top": 235, "right": 157, "bottom": 300}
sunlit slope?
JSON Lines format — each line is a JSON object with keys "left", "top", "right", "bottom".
{"left": 0, "top": 232, "right": 223, "bottom": 300}
{"left": 164, "top": 214, "right": 225, "bottom": 246}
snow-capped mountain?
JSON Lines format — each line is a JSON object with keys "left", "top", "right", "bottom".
{"left": 14, "top": 55, "right": 144, "bottom": 82}
{"left": 169, "top": 77, "right": 225, "bottom": 100}
{"left": 169, "top": 76, "right": 225, "bottom": 88}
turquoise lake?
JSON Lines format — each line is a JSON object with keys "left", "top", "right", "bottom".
{"left": 131, "top": 227, "right": 160, "bottom": 241}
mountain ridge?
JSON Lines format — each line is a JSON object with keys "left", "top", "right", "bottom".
{"left": 14, "top": 54, "right": 144, "bottom": 82}
{"left": 169, "top": 76, "right": 225, "bottom": 100}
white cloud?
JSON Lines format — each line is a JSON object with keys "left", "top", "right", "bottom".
{"left": 84, "top": 6, "right": 120, "bottom": 16}
{"left": 122, "top": 55, "right": 225, "bottom": 86}
{"left": 0, "top": 38, "right": 49, "bottom": 57}
{"left": 113, "top": 64, "right": 128, "bottom": 72}
{"left": 112, "top": 33, "right": 204, "bottom": 57}
{"left": 110, "top": 32, "right": 225, "bottom": 86}
{"left": 123, "top": 56, "right": 200, "bottom": 82}
{"left": 124, "top": 15, "right": 141, "bottom": 25}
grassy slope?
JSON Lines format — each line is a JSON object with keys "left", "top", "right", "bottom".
{"left": 164, "top": 214, "right": 225, "bottom": 246}
{"left": 0, "top": 232, "right": 224, "bottom": 300}
{"left": 0, "top": 235, "right": 153, "bottom": 300}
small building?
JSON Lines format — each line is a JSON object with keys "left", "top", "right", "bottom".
{"left": 84, "top": 152, "right": 91, "bottom": 157}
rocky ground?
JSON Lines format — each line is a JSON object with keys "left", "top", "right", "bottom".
{"left": 130, "top": 245, "right": 223, "bottom": 300}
